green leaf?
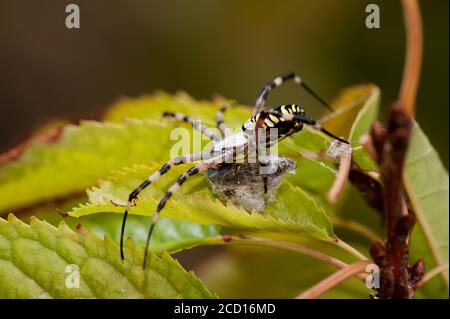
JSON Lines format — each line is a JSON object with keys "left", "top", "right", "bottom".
{"left": 69, "top": 162, "right": 335, "bottom": 241}
{"left": 342, "top": 83, "right": 380, "bottom": 173}
{"left": 105, "top": 91, "right": 250, "bottom": 128}
{"left": 348, "top": 86, "right": 380, "bottom": 142}
{"left": 405, "top": 122, "right": 449, "bottom": 297}
{"left": 23, "top": 196, "right": 221, "bottom": 255}
{"left": 352, "top": 146, "right": 378, "bottom": 171}
{"left": 0, "top": 87, "right": 378, "bottom": 213}
{"left": 320, "top": 84, "right": 380, "bottom": 139}
{"left": 0, "top": 214, "right": 215, "bottom": 298}
{"left": 0, "top": 120, "right": 169, "bottom": 212}
{"left": 0, "top": 92, "right": 251, "bottom": 213}
{"left": 71, "top": 215, "right": 221, "bottom": 255}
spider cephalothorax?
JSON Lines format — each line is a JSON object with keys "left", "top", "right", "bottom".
{"left": 119, "top": 71, "right": 349, "bottom": 268}
{"left": 242, "top": 104, "right": 305, "bottom": 140}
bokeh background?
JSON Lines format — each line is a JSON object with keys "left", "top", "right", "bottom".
{"left": 0, "top": 0, "right": 448, "bottom": 167}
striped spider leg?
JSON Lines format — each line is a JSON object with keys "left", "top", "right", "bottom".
{"left": 120, "top": 150, "right": 215, "bottom": 260}
{"left": 142, "top": 147, "right": 243, "bottom": 268}
{"left": 215, "top": 103, "right": 232, "bottom": 137}
{"left": 163, "top": 111, "right": 222, "bottom": 142}
{"left": 253, "top": 71, "right": 334, "bottom": 116}
{"left": 120, "top": 112, "right": 223, "bottom": 261}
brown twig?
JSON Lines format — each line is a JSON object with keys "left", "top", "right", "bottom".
{"left": 296, "top": 260, "right": 370, "bottom": 299}
{"left": 346, "top": 0, "right": 424, "bottom": 299}
{"left": 364, "top": 0, "right": 423, "bottom": 299}
{"left": 369, "top": 71, "right": 416, "bottom": 299}
{"left": 348, "top": 162, "right": 384, "bottom": 216}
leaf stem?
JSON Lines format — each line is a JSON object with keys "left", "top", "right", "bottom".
{"left": 334, "top": 237, "right": 368, "bottom": 261}
{"left": 327, "top": 148, "right": 352, "bottom": 204}
{"left": 399, "top": 0, "right": 423, "bottom": 117}
{"left": 206, "top": 235, "right": 367, "bottom": 281}
{"left": 296, "top": 260, "right": 370, "bottom": 299}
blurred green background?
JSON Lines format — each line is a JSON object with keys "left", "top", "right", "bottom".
{"left": 0, "top": 0, "right": 448, "bottom": 166}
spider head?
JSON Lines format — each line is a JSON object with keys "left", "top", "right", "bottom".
{"left": 271, "top": 104, "right": 306, "bottom": 133}
{"left": 242, "top": 104, "right": 349, "bottom": 145}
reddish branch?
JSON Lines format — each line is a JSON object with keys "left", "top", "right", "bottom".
{"left": 370, "top": 103, "right": 418, "bottom": 298}
{"left": 350, "top": 0, "right": 424, "bottom": 298}
{"left": 345, "top": 0, "right": 424, "bottom": 298}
